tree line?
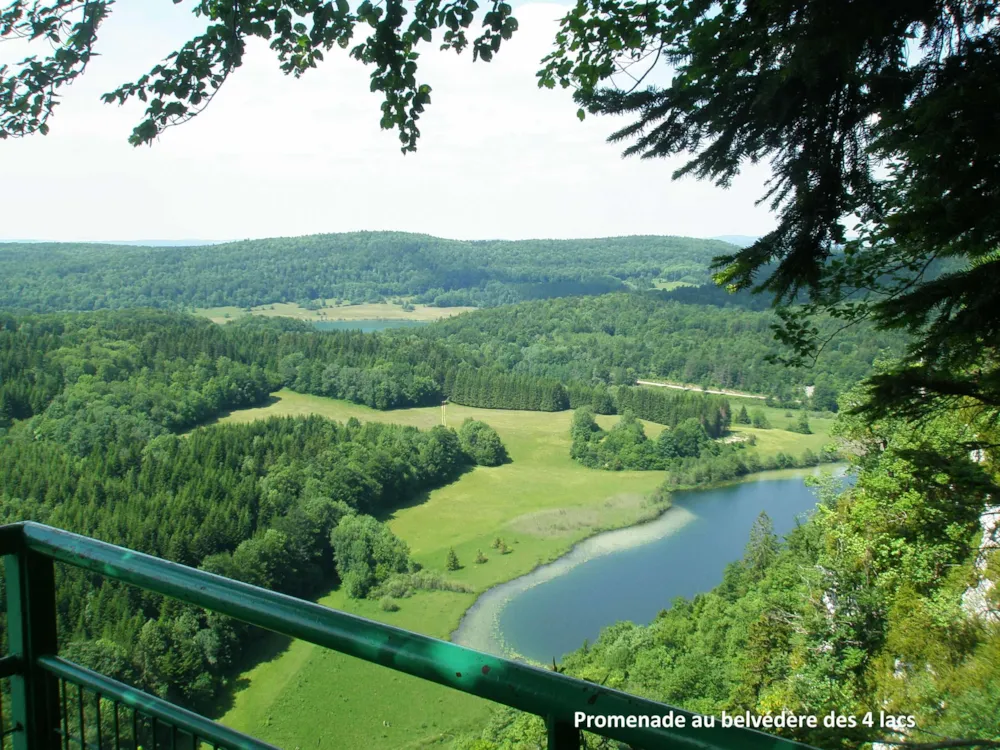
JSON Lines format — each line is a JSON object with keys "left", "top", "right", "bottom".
{"left": 4, "top": 307, "right": 838, "bottom": 437}
{"left": 406, "top": 293, "right": 906, "bottom": 405}
{"left": 570, "top": 408, "right": 836, "bottom": 478}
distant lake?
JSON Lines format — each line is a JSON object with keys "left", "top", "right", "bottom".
{"left": 312, "top": 320, "right": 430, "bottom": 333}
{"left": 453, "top": 468, "right": 846, "bottom": 663}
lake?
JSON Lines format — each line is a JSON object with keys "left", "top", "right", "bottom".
{"left": 452, "top": 468, "right": 843, "bottom": 663}
{"left": 312, "top": 320, "right": 430, "bottom": 333}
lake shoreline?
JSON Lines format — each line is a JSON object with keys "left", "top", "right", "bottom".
{"left": 450, "top": 463, "right": 847, "bottom": 663}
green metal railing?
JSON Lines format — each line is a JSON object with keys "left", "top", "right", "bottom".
{"left": 0, "top": 522, "right": 814, "bottom": 750}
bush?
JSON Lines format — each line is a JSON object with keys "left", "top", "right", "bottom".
{"left": 787, "top": 413, "right": 812, "bottom": 434}
{"left": 380, "top": 597, "right": 400, "bottom": 612}
{"left": 330, "top": 514, "right": 411, "bottom": 599}
{"left": 372, "top": 571, "right": 473, "bottom": 599}
{"left": 475, "top": 549, "right": 488, "bottom": 564}
{"left": 458, "top": 419, "right": 509, "bottom": 466}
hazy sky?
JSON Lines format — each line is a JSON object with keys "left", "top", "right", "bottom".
{"left": 1, "top": 2, "right": 776, "bottom": 242}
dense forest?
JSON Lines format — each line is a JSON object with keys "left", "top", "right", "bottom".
{"left": 1, "top": 354, "right": 506, "bottom": 709}
{"left": 463, "top": 400, "right": 1000, "bottom": 749}
{"left": 0, "top": 233, "right": 729, "bottom": 311}
{"left": 2, "top": 299, "right": 895, "bottom": 438}
{"left": 0, "top": 310, "right": 453, "bottom": 438}
{"left": 407, "top": 294, "right": 906, "bottom": 404}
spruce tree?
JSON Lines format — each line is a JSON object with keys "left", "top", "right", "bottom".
{"left": 446, "top": 548, "right": 460, "bottom": 571}
{"left": 795, "top": 413, "right": 812, "bottom": 435}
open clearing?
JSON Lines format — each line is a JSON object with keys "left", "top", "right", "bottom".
{"left": 212, "top": 390, "right": 834, "bottom": 748}
{"left": 194, "top": 301, "right": 474, "bottom": 324}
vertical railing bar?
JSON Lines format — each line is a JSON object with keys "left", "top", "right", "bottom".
{"left": 46, "top": 669, "right": 58, "bottom": 748}
{"left": 546, "top": 714, "right": 581, "bottom": 750}
{"left": 131, "top": 707, "right": 138, "bottom": 750}
{"left": 0, "top": 675, "right": 6, "bottom": 750}
{"left": 151, "top": 715, "right": 158, "bottom": 750}
{"left": 5, "top": 549, "right": 60, "bottom": 748}
{"left": 62, "top": 678, "right": 70, "bottom": 750}
{"left": 112, "top": 700, "right": 120, "bottom": 750}
{"left": 95, "top": 690, "right": 103, "bottom": 750}
{"left": 170, "top": 723, "right": 177, "bottom": 750}
{"left": 77, "top": 683, "right": 86, "bottom": 750}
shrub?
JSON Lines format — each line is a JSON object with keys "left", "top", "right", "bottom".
{"left": 458, "top": 419, "right": 509, "bottom": 466}
{"left": 372, "top": 571, "right": 473, "bottom": 599}
{"left": 330, "top": 514, "right": 411, "bottom": 599}
{"left": 380, "top": 597, "right": 400, "bottom": 612}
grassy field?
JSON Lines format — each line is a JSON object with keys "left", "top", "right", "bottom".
{"left": 213, "top": 390, "right": 835, "bottom": 747}
{"left": 215, "top": 393, "right": 671, "bottom": 748}
{"left": 194, "top": 301, "right": 474, "bottom": 324}
{"left": 651, "top": 280, "right": 697, "bottom": 291}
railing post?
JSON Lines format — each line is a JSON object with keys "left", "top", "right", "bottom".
{"left": 5, "top": 549, "right": 60, "bottom": 749}
{"left": 546, "top": 715, "right": 581, "bottom": 750}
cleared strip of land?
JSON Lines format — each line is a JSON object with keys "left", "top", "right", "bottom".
{"left": 637, "top": 379, "right": 767, "bottom": 399}
{"left": 194, "top": 301, "right": 474, "bottom": 324}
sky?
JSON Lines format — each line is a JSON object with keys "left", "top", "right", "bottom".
{"left": 1, "top": 2, "right": 777, "bottom": 243}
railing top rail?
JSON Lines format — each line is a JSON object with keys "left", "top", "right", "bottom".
{"left": 1, "top": 522, "right": 816, "bottom": 750}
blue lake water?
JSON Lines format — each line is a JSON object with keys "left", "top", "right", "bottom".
{"left": 452, "top": 469, "right": 843, "bottom": 663}
{"left": 312, "top": 319, "right": 430, "bottom": 333}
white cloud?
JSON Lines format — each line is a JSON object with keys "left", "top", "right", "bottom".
{"left": 1, "top": 2, "right": 776, "bottom": 242}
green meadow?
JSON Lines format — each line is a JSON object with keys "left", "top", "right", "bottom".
{"left": 211, "top": 390, "right": 835, "bottom": 748}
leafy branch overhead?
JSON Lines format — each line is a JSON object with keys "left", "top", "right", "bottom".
{"left": 538, "top": 0, "right": 1000, "bottom": 423}
{"left": 0, "top": 0, "right": 519, "bottom": 151}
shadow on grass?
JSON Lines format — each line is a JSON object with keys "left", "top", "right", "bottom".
{"left": 205, "top": 583, "right": 339, "bottom": 720}
{"left": 374, "top": 457, "right": 485, "bottom": 523}
{"left": 187, "top": 394, "right": 282, "bottom": 432}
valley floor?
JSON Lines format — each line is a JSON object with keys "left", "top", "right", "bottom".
{"left": 210, "top": 390, "right": 835, "bottom": 748}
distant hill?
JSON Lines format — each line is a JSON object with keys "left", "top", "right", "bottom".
{"left": 711, "top": 235, "right": 760, "bottom": 248}
{"left": 2, "top": 239, "right": 227, "bottom": 247}
{"left": 0, "top": 232, "right": 734, "bottom": 313}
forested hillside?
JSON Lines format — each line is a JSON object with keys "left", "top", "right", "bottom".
{"left": 0, "top": 412, "right": 496, "bottom": 707}
{"left": 0, "top": 307, "right": 513, "bottom": 708}
{"left": 2, "top": 300, "right": 896, "bottom": 439}
{"left": 408, "top": 294, "right": 907, "bottom": 404}
{"left": 0, "top": 233, "right": 728, "bottom": 311}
